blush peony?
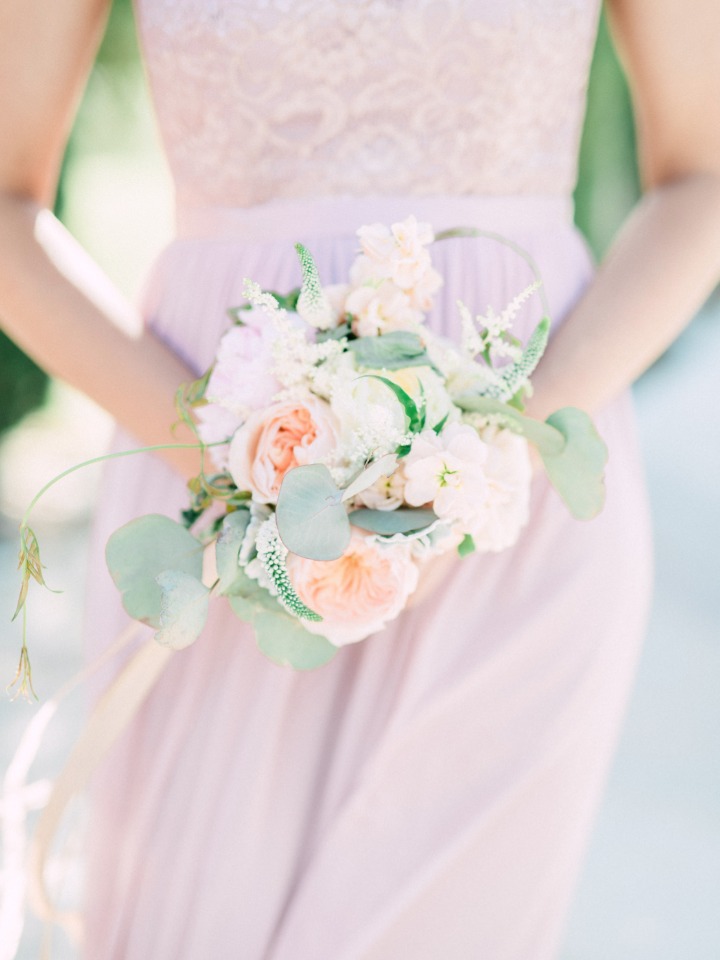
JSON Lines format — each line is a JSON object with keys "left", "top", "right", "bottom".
{"left": 286, "top": 530, "right": 420, "bottom": 645}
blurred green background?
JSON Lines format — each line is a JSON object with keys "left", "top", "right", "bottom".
{"left": 0, "top": 1, "right": 640, "bottom": 440}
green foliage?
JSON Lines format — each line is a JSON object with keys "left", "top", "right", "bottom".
{"left": 346, "top": 331, "right": 432, "bottom": 370}
{"left": 363, "top": 375, "right": 426, "bottom": 433}
{"left": 154, "top": 570, "right": 210, "bottom": 650}
{"left": 275, "top": 464, "right": 350, "bottom": 561}
{"left": 214, "top": 510, "right": 251, "bottom": 593}
{"left": 228, "top": 582, "right": 337, "bottom": 669}
{"left": 251, "top": 613, "right": 337, "bottom": 670}
{"left": 349, "top": 508, "right": 437, "bottom": 536}
{"left": 0, "top": 335, "right": 49, "bottom": 438}
{"left": 105, "top": 514, "right": 205, "bottom": 627}
{"left": 457, "top": 534, "right": 476, "bottom": 558}
{"left": 574, "top": 10, "right": 640, "bottom": 258}
{"left": 542, "top": 408, "right": 608, "bottom": 520}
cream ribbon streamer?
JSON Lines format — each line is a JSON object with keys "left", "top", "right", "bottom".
{"left": 0, "top": 626, "right": 173, "bottom": 959}
{"left": 26, "top": 637, "right": 173, "bottom": 944}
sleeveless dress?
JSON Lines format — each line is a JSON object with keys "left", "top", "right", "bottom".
{"left": 82, "top": 1, "right": 653, "bottom": 957}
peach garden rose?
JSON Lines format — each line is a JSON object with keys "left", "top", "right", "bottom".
{"left": 228, "top": 396, "right": 338, "bottom": 504}
{"left": 286, "top": 530, "right": 420, "bottom": 645}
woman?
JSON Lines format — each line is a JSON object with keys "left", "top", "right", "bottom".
{"left": 1, "top": 1, "right": 719, "bottom": 957}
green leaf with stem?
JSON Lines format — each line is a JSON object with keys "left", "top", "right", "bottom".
{"left": 348, "top": 508, "right": 437, "bottom": 536}
{"left": 228, "top": 576, "right": 337, "bottom": 670}
{"left": 106, "top": 514, "right": 206, "bottom": 627}
{"left": 275, "top": 464, "right": 350, "bottom": 560}
{"left": 346, "top": 331, "right": 432, "bottom": 370}
{"left": 215, "top": 510, "right": 251, "bottom": 594}
{"left": 253, "top": 612, "right": 337, "bottom": 670}
{"left": 360, "top": 375, "right": 424, "bottom": 433}
{"left": 154, "top": 570, "right": 210, "bottom": 650}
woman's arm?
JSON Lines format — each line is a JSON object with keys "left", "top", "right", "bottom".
{"left": 526, "top": 0, "right": 720, "bottom": 421}
{"left": 0, "top": 0, "right": 199, "bottom": 480}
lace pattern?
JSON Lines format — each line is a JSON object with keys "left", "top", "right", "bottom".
{"left": 135, "top": 0, "right": 601, "bottom": 208}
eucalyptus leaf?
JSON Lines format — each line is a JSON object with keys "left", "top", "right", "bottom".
{"left": 453, "top": 395, "right": 607, "bottom": 520}
{"left": 347, "top": 331, "right": 430, "bottom": 369}
{"left": 215, "top": 510, "right": 251, "bottom": 594}
{"left": 253, "top": 612, "right": 337, "bottom": 669}
{"left": 228, "top": 574, "right": 281, "bottom": 619}
{"left": 541, "top": 408, "right": 608, "bottom": 520}
{"left": 154, "top": 570, "right": 210, "bottom": 650}
{"left": 228, "top": 585, "right": 337, "bottom": 670}
{"left": 275, "top": 464, "right": 351, "bottom": 560}
{"left": 455, "top": 394, "right": 565, "bottom": 455}
{"left": 349, "top": 508, "right": 437, "bottom": 535}
{"left": 340, "top": 453, "right": 398, "bottom": 502}
{"left": 105, "top": 514, "right": 204, "bottom": 628}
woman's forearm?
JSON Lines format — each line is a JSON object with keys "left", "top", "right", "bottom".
{"left": 527, "top": 172, "right": 720, "bottom": 420}
{"left": 0, "top": 193, "right": 200, "bottom": 480}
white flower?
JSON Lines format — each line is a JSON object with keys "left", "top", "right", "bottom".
{"left": 330, "top": 375, "right": 409, "bottom": 470}
{"left": 403, "top": 422, "right": 530, "bottom": 551}
{"left": 351, "top": 216, "right": 442, "bottom": 317}
{"left": 345, "top": 281, "right": 423, "bottom": 337}
{"left": 323, "top": 283, "right": 351, "bottom": 323}
{"left": 381, "top": 365, "right": 455, "bottom": 432}
{"left": 355, "top": 469, "right": 407, "bottom": 511}
{"left": 469, "top": 424, "right": 532, "bottom": 552}
{"left": 404, "top": 425, "right": 490, "bottom": 530}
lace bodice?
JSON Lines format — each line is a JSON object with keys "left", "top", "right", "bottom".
{"left": 135, "top": 0, "right": 601, "bottom": 209}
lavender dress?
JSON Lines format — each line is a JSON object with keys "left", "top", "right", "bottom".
{"left": 83, "top": 2, "right": 653, "bottom": 957}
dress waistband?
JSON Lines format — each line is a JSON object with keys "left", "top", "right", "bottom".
{"left": 175, "top": 194, "right": 575, "bottom": 243}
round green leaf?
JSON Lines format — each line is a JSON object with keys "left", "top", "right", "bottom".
{"left": 215, "top": 510, "right": 251, "bottom": 594}
{"left": 253, "top": 612, "right": 337, "bottom": 669}
{"left": 349, "top": 507, "right": 437, "bottom": 535}
{"left": 105, "top": 514, "right": 204, "bottom": 627}
{"left": 275, "top": 464, "right": 351, "bottom": 560}
{"left": 542, "top": 408, "right": 608, "bottom": 520}
{"left": 154, "top": 570, "right": 210, "bottom": 650}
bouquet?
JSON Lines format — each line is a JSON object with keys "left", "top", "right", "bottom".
{"left": 11, "top": 216, "right": 607, "bottom": 690}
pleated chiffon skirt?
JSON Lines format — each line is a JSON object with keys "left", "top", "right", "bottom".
{"left": 83, "top": 194, "right": 653, "bottom": 959}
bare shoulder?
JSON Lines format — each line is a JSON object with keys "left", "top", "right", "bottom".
{"left": 0, "top": 0, "right": 111, "bottom": 202}
{"left": 605, "top": 0, "right": 720, "bottom": 185}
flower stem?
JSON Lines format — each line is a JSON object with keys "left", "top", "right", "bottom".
{"left": 19, "top": 440, "right": 223, "bottom": 531}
